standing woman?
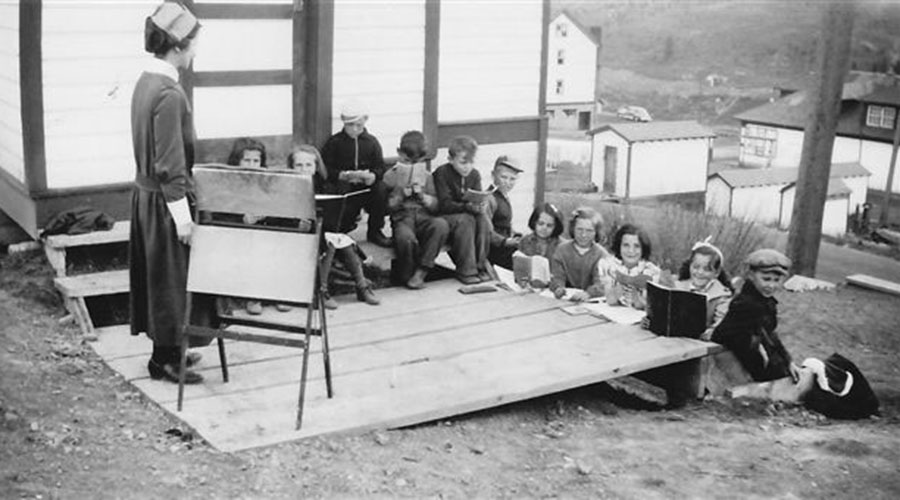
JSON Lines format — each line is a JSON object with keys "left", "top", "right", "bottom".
{"left": 130, "top": 3, "right": 204, "bottom": 383}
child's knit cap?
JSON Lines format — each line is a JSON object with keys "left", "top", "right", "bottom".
{"left": 745, "top": 249, "right": 791, "bottom": 275}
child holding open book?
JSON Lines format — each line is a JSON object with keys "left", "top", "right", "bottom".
{"left": 549, "top": 207, "right": 610, "bottom": 302}
{"left": 512, "top": 203, "right": 564, "bottom": 288}
{"left": 674, "top": 238, "right": 733, "bottom": 340}
{"left": 598, "top": 224, "right": 661, "bottom": 310}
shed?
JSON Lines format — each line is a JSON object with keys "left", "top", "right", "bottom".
{"left": 779, "top": 179, "right": 851, "bottom": 236}
{"left": 0, "top": 0, "right": 550, "bottom": 239}
{"left": 706, "top": 162, "right": 869, "bottom": 226}
{"left": 588, "top": 120, "right": 715, "bottom": 198}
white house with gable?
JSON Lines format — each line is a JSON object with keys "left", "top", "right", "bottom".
{"left": 588, "top": 120, "right": 714, "bottom": 199}
{"left": 545, "top": 10, "right": 599, "bottom": 132}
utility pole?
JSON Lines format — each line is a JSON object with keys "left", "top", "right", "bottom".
{"left": 879, "top": 105, "right": 900, "bottom": 226}
{"left": 787, "top": 0, "right": 856, "bottom": 277}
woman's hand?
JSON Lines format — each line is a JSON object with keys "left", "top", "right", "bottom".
{"left": 176, "top": 221, "right": 193, "bottom": 245}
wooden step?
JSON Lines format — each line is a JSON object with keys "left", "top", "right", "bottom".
{"left": 43, "top": 220, "right": 130, "bottom": 277}
{"left": 846, "top": 273, "right": 900, "bottom": 297}
{"left": 54, "top": 269, "right": 129, "bottom": 298}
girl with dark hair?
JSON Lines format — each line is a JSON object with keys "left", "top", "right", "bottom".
{"left": 130, "top": 2, "right": 205, "bottom": 384}
{"left": 227, "top": 137, "right": 267, "bottom": 169}
{"left": 674, "top": 238, "right": 734, "bottom": 340}
{"left": 518, "top": 203, "right": 564, "bottom": 260}
{"left": 598, "top": 223, "right": 661, "bottom": 309}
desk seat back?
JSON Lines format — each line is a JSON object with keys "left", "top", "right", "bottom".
{"left": 192, "top": 164, "right": 315, "bottom": 221}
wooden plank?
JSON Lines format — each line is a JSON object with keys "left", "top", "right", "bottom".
{"left": 54, "top": 270, "right": 128, "bottom": 298}
{"left": 846, "top": 273, "right": 900, "bottom": 296}
{"left": 193, "top": 70, "right": 292, "bottom": 88}
{"left": 187, "top": 226, "right": 318, "bottom": 303}
{"left": 20, "top": 0, "right": 47, "bottom": 193}
{"left": 437, "top": 116, "right": 542, "bottom": 148}
{"left": 43, "top": 220, "right": 130, "bottom": 249}
{"left": 193, "top": 3, "right": 293, "bottom": 20}
{"left": 192, "top": 165, "right": 316, "bottom": 219}
{"left": 121, "top": 308, "right": 607, "bottom": 403}
{"left": 162, "top": 333, "right": 711, "bottom": 451}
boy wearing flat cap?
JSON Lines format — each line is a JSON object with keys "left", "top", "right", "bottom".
{"left": 712, "top": 249, "right": 801, "bottom": 382}
{"left": 320, "top": 100, "right": 392, "bottom": 247}
{"left": 486, "top": 156, "right": 523, "bottom": 269}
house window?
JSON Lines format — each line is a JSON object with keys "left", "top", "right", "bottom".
{"left": 741, "top": 124, "right": 777, "bottom": 158}
{"left": 555, "top": 79, "right": 564, "bottom": 95}
{"left": 555, "top": 23, "right": 568, "bottom": 37}
{"left": 563, "top": 108, "right": 576, "bottom": 117}
{"left": 866, "top": 105, "right": 896, "bottom": 129}
{"left": 557, "top": 49, "right": 565, "bottom": 65}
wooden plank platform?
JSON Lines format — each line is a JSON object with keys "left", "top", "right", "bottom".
{"left": 43, "top": 220, "right": 130, "bottom": 277}
{"left": 54, "top": 269, "right": 129, "bottom": 298}
{"left": 88, "top": 279, "right": 719, "bottom": 452}
{"left": 846, "top": 273, "right": 900, "bottom": 297}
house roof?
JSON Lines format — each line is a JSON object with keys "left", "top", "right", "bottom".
{"left": 735, "top": 71, "right": 900, "bottom": 130}
{"left": 550, "top": 10, "right": 601, "bottom": 46}
{"left": 588, "top": 120, "right": 716, "bottom": 142}
{"left": 710, "top": 162, "right": 870, "bottom": 189}
{"left": 781, "top": 178, "right": 852, "bottom": 199}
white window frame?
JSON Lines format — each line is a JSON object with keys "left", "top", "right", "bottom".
{"left": 741, "top": 124, "right": 778, "bottom": 158}
{"left": 866, "top": 105, "right": 896, "bottom": 129}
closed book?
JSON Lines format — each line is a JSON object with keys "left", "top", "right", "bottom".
{"left": 646, "top": 281, "right": 707, "bottom": 338}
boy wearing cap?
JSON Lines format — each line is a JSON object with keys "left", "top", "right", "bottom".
{"left": 486, "top": 156, "right": 523, "bottom": 270}
{"left": 432, "top": 136, "right": 493, "bottom": 284}
{"left": 383, "top": 131, "right": 450, "bottom": 289}
{"left": 320, "top": 101, "right": 392, "bottom": 247}
{"left": 712, "top": 249, "right": 801, "bottom": 382}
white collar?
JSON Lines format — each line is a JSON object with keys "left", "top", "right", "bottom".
{"left": 146, "top": 57, "right": 180, "bottom": 82}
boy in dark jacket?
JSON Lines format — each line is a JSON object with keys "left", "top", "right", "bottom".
{"left": 712, "top": 249, "right": 801, "bottom": 382}
{"left": 320, "top": 101, "right": 392, "bottom": 247}
{"left": 486, "top": 155, "right": 523, "bottom": 269}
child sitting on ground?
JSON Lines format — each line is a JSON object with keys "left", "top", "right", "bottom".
{"left": 486, "top": 156, "right": 524, "bottom": 270}
{"left": 712, "top": 249, "right": 799, "bottom": 382}
{"left": 674, "top": 238, "right": 734, "bottom": 340}
{"left": 549, "top": 207, "right": 610, "bottom": 302}
{"left": 598, "top": 224, "right": 661, "bottom": 310}
{"left": 432, "top": 135, "right": 493, "bottom": 284}
{"left": 382, "top": 131, "right": 449, "bottom": 289}
{"left": 512, "top": 202, "right": 564, "bottom": 288}
{"left": 288, "top": 144, "right": 380, "bottom": 309}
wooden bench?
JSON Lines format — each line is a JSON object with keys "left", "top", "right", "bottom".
{"left": 42, "top": 220, "right": 130, "bottom": 277}
{"left": 847, "top": 273, "right": 900, "bottom": 297}
{"left": 54, "top": 270, "right": 129, "bottom": 336}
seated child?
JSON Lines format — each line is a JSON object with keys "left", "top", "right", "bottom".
{"left": 711, "top": 249, "right": 799, "bottom": 382}
{"left": 382, "top": 131, "right": 449, "bottom": 289}
{"left": 486, "top": 156, "right": 524, "bottom": 270}
{"left": 549, "top": 207, "right": 610, "bottom": 302}
{"left": 432, "top": 135, "right": 493, "bottom": 284}
{"left": 288, "top": 144, "right": 380, "bottom": 309}
{"left": 225, "top": 138, "right": 269, "bottom": 315}
{"left": 512, "top": 202, "right": 564, "bottom": 288}
{"left": 673, "top": 238, "right": 734, "bottom": 340}
{"left": 598, "top": 224, "right": 661, "bottom": 310}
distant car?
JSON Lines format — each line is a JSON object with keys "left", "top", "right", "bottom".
{"left": 616, "top": 105, "right": 652, "bottom": 122}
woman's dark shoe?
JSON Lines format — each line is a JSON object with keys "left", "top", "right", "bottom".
{"left": 148, "top": 360, "right": 204, "bottom": 384}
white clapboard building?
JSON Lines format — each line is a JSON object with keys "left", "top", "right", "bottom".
{"left": 0, "top": 0, "right": 550, "bottom": 239}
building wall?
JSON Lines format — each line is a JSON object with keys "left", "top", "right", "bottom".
{"left": 40, "top": 1, "right": 158, "bottom": 189}
{"left": 843, "top": 175, "right": 869, "bottom": 213}
{"left": 438, "top": 0, "right": 543, "bottom": 122}
{"left": 629, "top": 138, "right": 709, "bottom": 198}
{"left": 780, "top": 188, "right": 848, "bottom": 236}
{"left": 547, "top": 135, "right": 590, "bottom": 171}
{"left": 545, "top": 13, "right": 596, "bottom": 106}
{"left": 0, "top": 2, "right": 22, "bottom": 183}
{"left": 705, "top": 176, "right": 732, "bottom": 217}
{"left": 860, "top": 139, "right": 900, "bottom": 193}
{"left": 589, "top": 131, "right": 629, "bottom": 196}
{"left": 331, "top": 0, "right": 425, "bottom": 156}
{"left": 546, "top": 102, "right": 593, "bottom": 131}
{"left": 730, "top": 184, "right": 783, "bottom": 224}
{"left": 435, "top": 140, "right": 539, "bottom": 235}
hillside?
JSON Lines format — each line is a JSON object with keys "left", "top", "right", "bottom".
{"left": 554, "top": 0, "right": 900, "bottom": 126}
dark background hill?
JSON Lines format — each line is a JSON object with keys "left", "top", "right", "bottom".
{"left": 555, "top": 0, "right": 900, "bottom": 126}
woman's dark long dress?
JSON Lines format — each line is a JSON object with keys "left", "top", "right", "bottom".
{"left": 129, "top": 68, "right": 196, "bottom": 347}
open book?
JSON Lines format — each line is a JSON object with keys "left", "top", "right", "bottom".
{"left": 512, "top": 252, "right": 551, "bottom": 287}
{"left": 314, "top": 188, "right": 371, "bottom": 202}
{"left": 646, "top": 281, "right": 707, "bottom": 338}
{"left": 462, "top": 186, "right": 496, "bottom": 203}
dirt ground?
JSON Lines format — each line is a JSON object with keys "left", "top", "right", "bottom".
{"left": 2, "top": 246, "right": 900, "bottom": 500}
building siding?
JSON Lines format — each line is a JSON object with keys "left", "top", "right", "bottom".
{"left": 438, "top": 0, "right": 542, "bottom": 122}
{"left": 589, "top": 130, "right": 629, "bottom": 196}
{"left": 0, "top": 2, "right": 23, "bottom": 184}
{"left": 705, "top": 177, "right": 732, "bottom": 217}
{"left": 780, "top": 188, "right": 849, "bottom": 236}
{"left": 860, "top": 140, "right": 900, "bottom": 193}
{"left": 629, "top": 138, "right": 709, "bottom": 198}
